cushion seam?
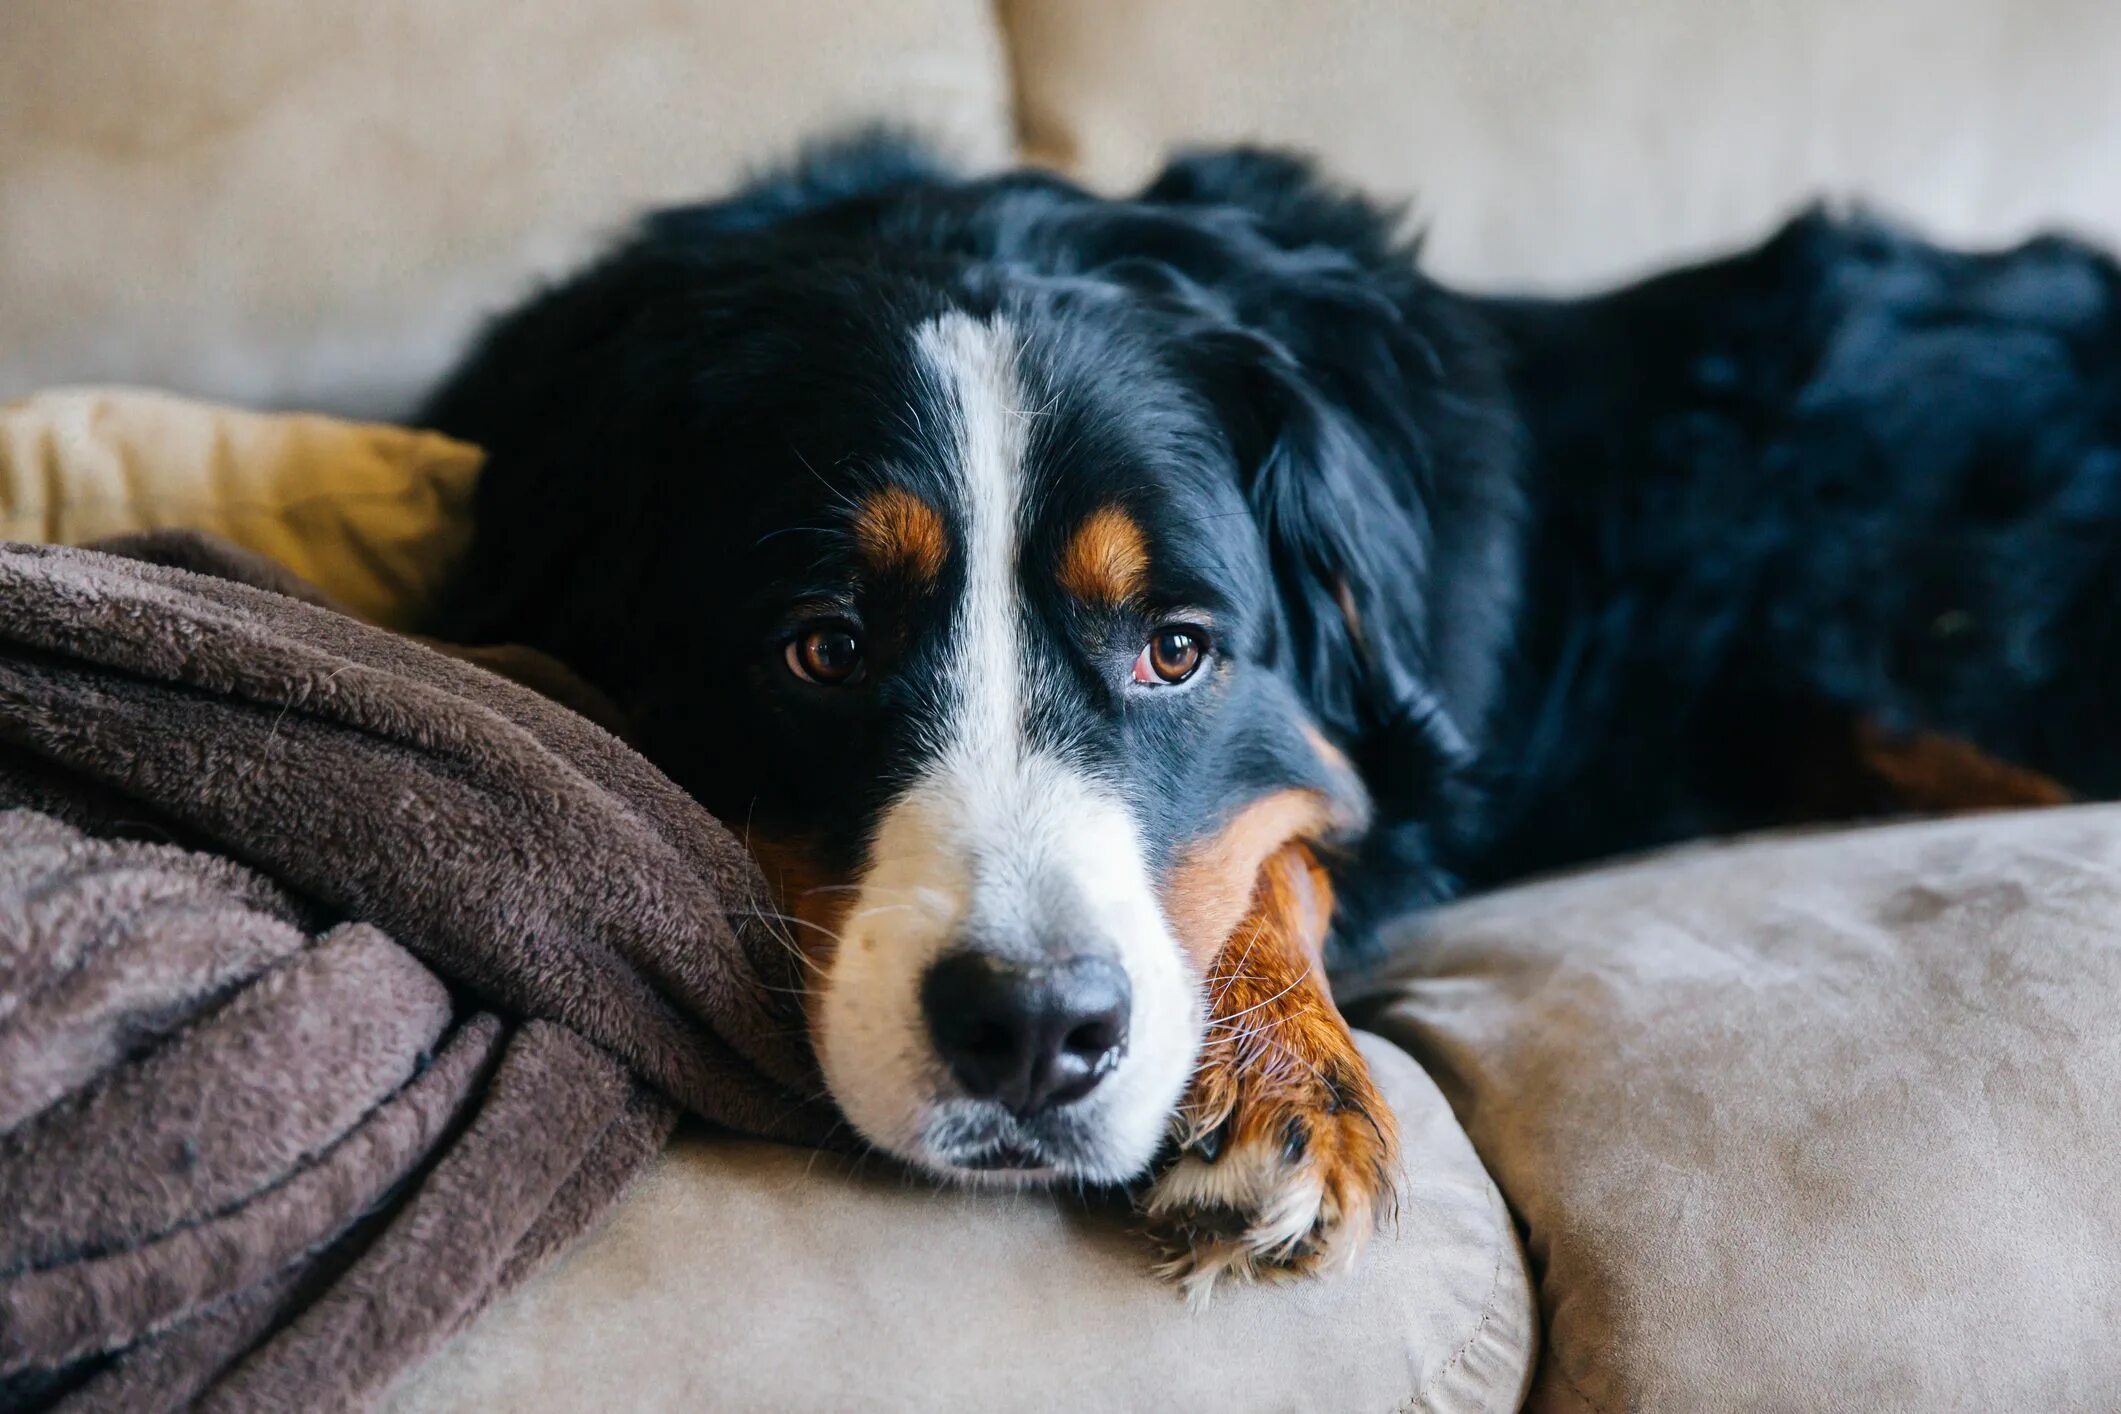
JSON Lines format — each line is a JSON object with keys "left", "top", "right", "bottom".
{"left": 1398, "top": 1196, "right": 1513, "bottom": 1413}
{"left": 1555, "top": 1357, "right": 1616, "bottom": 1414}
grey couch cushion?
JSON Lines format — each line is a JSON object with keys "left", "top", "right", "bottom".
{"left": 386, "top": 1034, "right": 1535, "bottom": 1413}
{"left": 1357, "top": 805, "right": 2121, "bottom": 1411}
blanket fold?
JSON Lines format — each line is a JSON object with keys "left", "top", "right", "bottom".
{"left": 0, "top": 536, "right": 833, "bottom": 1411}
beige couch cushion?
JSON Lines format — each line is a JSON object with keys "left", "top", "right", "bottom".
{"left": 386, "top": 1035, "right": 1535, "bottom": 1414}
{"left": 1006, "top": 0, "right": 2121, "bottom": 289}
{"left": 1356, "top": 806, "right": 2121, "bottom": 1410}
{"left": 0, "top": 0, "right": 1013, "bottom": 417}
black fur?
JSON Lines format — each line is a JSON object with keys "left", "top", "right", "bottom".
{"left": 1473, "top": 213, "right": 2121, "bottom": 891}
{"left": 423, "top": 134, "right": 2121, "bottom": 956}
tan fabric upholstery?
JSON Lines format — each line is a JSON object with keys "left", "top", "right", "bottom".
{"left": 385, "top": 1035, "right": 1537, "bottom": 1414}
{"left": 1355, "top": 806, "right": 2121, "bottom": 1410}
{"left": 0, "top": 1, "right": 1013, "bottom": 417}
{"left": 10, "top": 2, "right": 2120, "bottom": 401}
{"left": 1005, "top": 0, "right": 2121, "bottom": 289}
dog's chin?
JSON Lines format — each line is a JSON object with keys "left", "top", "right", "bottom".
{"left": 904, "top": 1096, "right": 1163, "bottom": 1189}
{"left": 928, "top": 1145, "right": 1064, "bottom": 1191}
{"left": 815, "top": 1071, "right": 1181, "bottom": 1190}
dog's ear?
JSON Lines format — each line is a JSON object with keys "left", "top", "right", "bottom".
{"left": 416, "top": 244, "right": 669, "bottom": 657}
{"left": 1142, "top": 146, "right": 1414, "bottom": 275}
{"left": 418, "top": 130, "right": 957, "bottom": 658}
{"left": 643, "top": 128, "right": 955, "bottom": 240}
{"left": 1214, "top": 330, "right": 1476, "bottom": 768}
{"left": 1135, "top": 149, "right": 1523, "bottom": 770}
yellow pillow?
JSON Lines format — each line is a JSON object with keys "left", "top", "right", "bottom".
{"left": 0, "top": 387, "right": 482, "bottom": 630}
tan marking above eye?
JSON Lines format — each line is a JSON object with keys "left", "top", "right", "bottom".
{"left": 854, "top": 486, "right": 947, "bottom": 585}
{"left": 1058, "top": 505, "right": 1151, "bottom": 608}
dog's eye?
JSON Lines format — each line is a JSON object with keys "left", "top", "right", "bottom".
{"left": 786, "top": 623, "right": 864, "bottom": 685}
{"left": 1132, "top": 626, "right": 1206, "bottom": 686}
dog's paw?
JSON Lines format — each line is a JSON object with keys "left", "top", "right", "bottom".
{"left": 1142, "top": 1010, "right": 1398, "bottom": 1307}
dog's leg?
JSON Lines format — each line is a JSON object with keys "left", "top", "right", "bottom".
{"left": 1849, "top": 720, "right": 2073, "bottom": 813}
{"left": 1144, "top": 842, "right": 1399, "bottom": 1304}
{"left": 1779, "top": 707, "right": 2075, "bottom": 820}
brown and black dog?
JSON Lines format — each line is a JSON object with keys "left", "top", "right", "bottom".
{"left": 425, "top": 136, "right": 2116, "bottom": 1295}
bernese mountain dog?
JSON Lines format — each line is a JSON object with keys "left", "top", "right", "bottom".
{"left": 422, "top": 134, "right": 2121, "bottom": 1297}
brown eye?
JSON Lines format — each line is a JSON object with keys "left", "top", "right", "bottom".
{"left": 1132, "top": 625, "right": 1205, "bottom": 686}
{"left": 786, "top": 623, "right": 864, "bottom": 685}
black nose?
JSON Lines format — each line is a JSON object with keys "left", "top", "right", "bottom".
{"left": 921, "top": 951, "right": 1131, "bottom": 1116}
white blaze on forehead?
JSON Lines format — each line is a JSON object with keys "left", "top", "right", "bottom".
{"left": 914, "top": 310, "right": 1030, "bottom": 776}
{"left": 811, "top": 311, "right": 1202, "bottom": 1183}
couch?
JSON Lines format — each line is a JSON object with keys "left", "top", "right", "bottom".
{"left": 5, "top": 4, "right": 2119, "bottom": 1408}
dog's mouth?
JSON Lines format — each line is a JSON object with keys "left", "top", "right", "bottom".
{"left": 916, "top": 1102, "right": 1087, "bottom": 1183}
{"left": 949, "top": 1140, "right": 1053, "bottom": 1174}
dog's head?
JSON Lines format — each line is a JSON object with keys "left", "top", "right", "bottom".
{"left": 427, "top": 138, "right": 1517, "bottom": 1185}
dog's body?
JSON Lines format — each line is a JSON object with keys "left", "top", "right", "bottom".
{"left": 425, "top": 137, "right": 2121, "bottom": 1293}
{"left": 1466, "top": 223, "right": 2120, "bottom": 898}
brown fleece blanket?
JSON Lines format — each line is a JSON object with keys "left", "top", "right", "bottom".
{"left": 0, "top": 535, "right": 834, "bottom": 1411}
